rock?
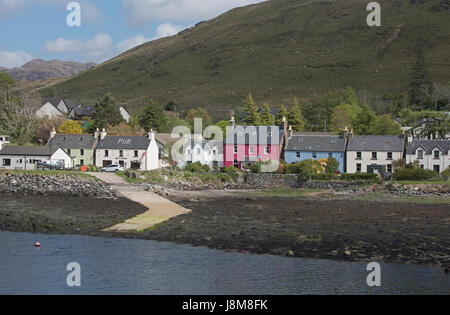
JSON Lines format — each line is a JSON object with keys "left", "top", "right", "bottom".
{"left": 288, "top": 250, "right": 295, "bottom": 257}
{"left": 345, "top": 250, "right": 352, "bottom": 257}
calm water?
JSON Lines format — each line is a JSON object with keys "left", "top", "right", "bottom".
{"left": 0, "top": 231, "right": 448, "bottom": 295}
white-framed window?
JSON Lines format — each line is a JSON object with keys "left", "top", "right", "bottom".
{"left": 249, "top": 146, "right": 254, "bottom": 154}
{"left": 234, "top": 146, "right": 238, "bottom": 153}
{"left": 417, "top": 150, "right": 423, "bottom": 159}
{"left": 265, "top": 146, "right": 270, "bottom": 154}
{"left": 296, "top": 152, "right": 300, "bottom": 158}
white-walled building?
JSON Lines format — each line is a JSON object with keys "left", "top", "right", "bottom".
{"left": 0, "top": 135, "right": 10, "bottom": 151}
{"left": 178, "top": 139, "right": 224, "bottom": 169}
{"left": 406, "top": 139, "right": 450, "bottom": 174}
{"left": 346, "top": 135, "right": 405, "bottom": 174}
{"left": 95, "top": 130, "right": 159, "bottom": 171}
{"left": 0, "top": 146, "right": 71, "bottom": 170}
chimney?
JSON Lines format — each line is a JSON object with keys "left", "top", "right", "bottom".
{"left": 100, "top": 128, "right": 107, "bottom": 140}
{"left": 344, "top": 126, "right": 348, "bottom": 139}
{"left": 288, "top": 126, "right": 293, "bottom": 139}
{"left": 407, "top": 130, "right": 413, "bottom": 143}
{"left": 148, "top": 129, "right": 155, "bottom": 141}
{"left": 349, "top": 128, "right": 354, "bottom": 139}
{"left": 50, "top": 127, "right": 56, "bottom": 139}
{"left": 94, "top": 128, "right": 100, "bottom": 139}
{"left": 230, "top": 115, "right": 236, "bottom": 127}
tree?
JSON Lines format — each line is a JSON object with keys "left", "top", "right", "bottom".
{"left": 57, "top": 120, "right": 83, "bottom": 134}
{"left": 408, "top": 50, "right": 432, "bottom": 109}
{"left": 185, "top": 107, "right": 212, "bottom": 132}
{"left": 241, "top": 93, "right": 262, "bottom": 125}
{"left": 34, "top": 116, "right": 67, "bottom": 142}
{"left": 166, "top": 115, "right": 189, "bottom": 134}
{"left": 351, "top": 105, "right": 378, "bottom": 135}
{"left": 303, "top": 87, "right": 359, "bottom": 131}
{"left": 260, "top": 103, "right": 274, "bottom": 126}
{"left": 91, "top": 92, "right": 124, "bottom": 130}
{"left": 0, "top": 72, "right": 15, "bottom": 103}
{"left": 215, "top": 120, "right": 230, "bottom": 137}
{"left": 399, "top": 109, "right": 450, "bottom": 139}
{"left": 0, "top": 99, "right": 35, "bottom": 145}
{"left": 165, "top": 101, "right": 177, "bottom": 112}
{"left": 287, "top": 99, "right": 305, "bottom": 131}
{"left": 275, "top": 104, "right": 288, "bottom": 126}
{"left": 138, "top": 100, "right": 168, "bottom": 132}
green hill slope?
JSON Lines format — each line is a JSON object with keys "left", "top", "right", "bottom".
{"left": 39, "top": 0, "right": 450, "bottom": 114}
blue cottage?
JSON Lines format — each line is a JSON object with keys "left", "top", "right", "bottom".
{"left": 284, "top": 132, "right": 347, "bottom": 173}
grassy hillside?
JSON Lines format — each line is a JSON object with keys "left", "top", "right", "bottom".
{"left": 39, "top": 0, "right": 450, "bottom": 115}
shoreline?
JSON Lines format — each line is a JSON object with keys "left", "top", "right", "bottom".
{"left": 0, "top": 190, "right": 449, "bottom": 269}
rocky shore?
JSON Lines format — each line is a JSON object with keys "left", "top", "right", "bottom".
{"left": 0, "top": 173, "right": 117, "bottom": 199}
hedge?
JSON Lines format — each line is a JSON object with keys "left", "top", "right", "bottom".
{"left": 393, "top": 168, "right": 437, "bottom": 180}
{"left": 341, "top": 173, "right": 380, "bottom": 182}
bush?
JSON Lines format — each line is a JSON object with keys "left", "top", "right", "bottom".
{"left": 284, "top": 159, "right": 324, "bottom": 180}
{"left": 342, "top": 173, "right": 380, "bottom": 182}
{"left": 440, "top": 167, "right": 450, "bottom": 178}
{"left": 311, "top": 173, "right": 338, "bottom": 181}
{"left": 86, "top": 165, "right": 99, "bottom": 172}
{"left": 185, "top": 162, "right": 206, "bottom": 173}
{"left": 325, "top": 157, "right": 340, "bottom": 174}
{"left": 393, "top": 167, "right": 438, "bottom": 180}
{"left": 222, "top": 166, "right": 240, "bottom": 179}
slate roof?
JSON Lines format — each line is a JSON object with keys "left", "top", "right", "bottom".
{"left": 406, "top": 139, "right": 450, "bottom": 155}
{"left": 286, "top": 135, "right": 346, "bottom": 152}
{"left": 347, "top": 135, "right": 404, "bottom": 152}
{"left": 42, "top": 97, "right": 62, "bottom": 107}
{"left": 0, "top": 145, "right": 61, "bottom": 156}
{"left": 71, "top": 104, "right": 96, "bottom": 117}
{"left": 225, "top": 126, "right": 284, "bottom": 145}
{"left": 48, "top": 134, "right": 96, "bottom": 149}
{"left": 97, "top": 136, "right": 150, "bottom": 150}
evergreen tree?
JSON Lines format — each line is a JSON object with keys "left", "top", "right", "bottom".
{"left": 91, "top": 92, "right": 124, "bottom": 130}
{"left": 287, "top": 99, "right": 305, "bottom": 131}
{"left": 241, "top": 93, "right": 262, "bottom": 125}
{"left": 408, "top": 50, "right": 432, "bottom": 109}
{"left": 275, "top": 104, "right": 288, "bottom": 126}
{"left": 138, "top": 100, "right": 168, "bottom": 132}
{"left": 260, "top": 103, "right": 274, "bottom": 126}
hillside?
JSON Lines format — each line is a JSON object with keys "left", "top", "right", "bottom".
{"left": 39, "top": 0, "right": 450, "bottom": 114}
{"left": 3, "top": 59, "right": 95, "bottom": 82}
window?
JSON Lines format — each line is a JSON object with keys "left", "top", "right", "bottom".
{"left": 233, "top": 160, "right": 239, "bottom": 168}
{"left": 434, "top": 150, "right": 440, "bottom": 159}
{"left": 17, "top": 159, "right": 22, "bottom": 164}
{"left": 105, "top": 150, "right": 109, "bottom": 157}
{"left": 80, "top": 149, "right": 84, "bottom": 156}
{"left": 372, "top": 152, "right": 377, "bottom": 160}
{"left": 387, "top": 164, "right": 392, "bottom": 173}
{"left": 312, "top": 152, "right": 317, "bottom": 159}
{"left": 420, "top": 164, "right": 424, "bottom": 169}
{"left": 249, "top": 146, "right": 254, "bottom": 154}
{"left": 234, "top": 146, "right": 238, "bottom": 154}
{"left": 119, "top": 150, "right": 124, "bottom": 157}
{"left": 296, "top": 152, "right": 301, "bottom": 158}
{"left": 265, "top": 146, "right": 270, "bottom": 154}
{"left": 356, "top": 152, "right": 362, "bottom": 160}
{"left": 387, "top": 152, "right": 393, "bottom": 160}
{"left": 187, "top": 148, "right": 191, "bottom": 155}
{"left": 212, "top": 149, "right": 217, "bottom": 155}
{"left": 417, "top": 150, "right": 423, "bottom": 159}
{"left": 197, "top": 148, "right": 201, "bottom": 155}
{"left": 328, "top": 153, "right": 333, "bottom": 158}
{"left": 3, "top": 159, "right": 11, "bottom": 166}
{"left": 433, "top": 165, "right": 440, "bottom": 174}
{"left": 356, "top": 164, "right": 361, "bottom": 173}
{"left": 134, "top": 150, "right": 138, "bottom": 158}
{"left": 213, "top": 161, "right": 219, "bottom": 168}
{"left": 80, "top": 160, "right": 84, "bottom": 165}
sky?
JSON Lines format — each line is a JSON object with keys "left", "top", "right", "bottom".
{"left": 0, "top": 0, "right": 265, "bottom": 69}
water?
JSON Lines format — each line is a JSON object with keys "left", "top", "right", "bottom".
{"left": 0, "top": 231, "right": 448, "bottom": 295}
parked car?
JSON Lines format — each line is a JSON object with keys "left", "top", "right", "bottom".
{"left": 101, "top": 164, "right": 124, "bottom": 172}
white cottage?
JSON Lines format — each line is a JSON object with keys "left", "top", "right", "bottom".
{"left": 346, "top": 134, "right": 405, "bottom": 174}
{"left": 0, "top": 145, "right": 72, "bottom": 170}
{"left": 178, "top": 139, "right": 223, "bottom": 169}
{"left": 95, "top": 130, "right": 159, "bottom": 171}
{"left": 406, "top": 139, "right": 450, "bottom": 174}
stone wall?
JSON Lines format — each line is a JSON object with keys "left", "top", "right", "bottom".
{"left": 245, "top": 174, "right": 301, "bottom": 188}
{"left": 0, "top": 173, "right": 117, "bottom": 199}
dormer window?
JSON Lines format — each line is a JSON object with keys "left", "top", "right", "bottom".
{"left": 417, "top": 150, "right": 423, "bottom": 159}
{"left": 434, "top": 150, "right": 440, "bottom": 159}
